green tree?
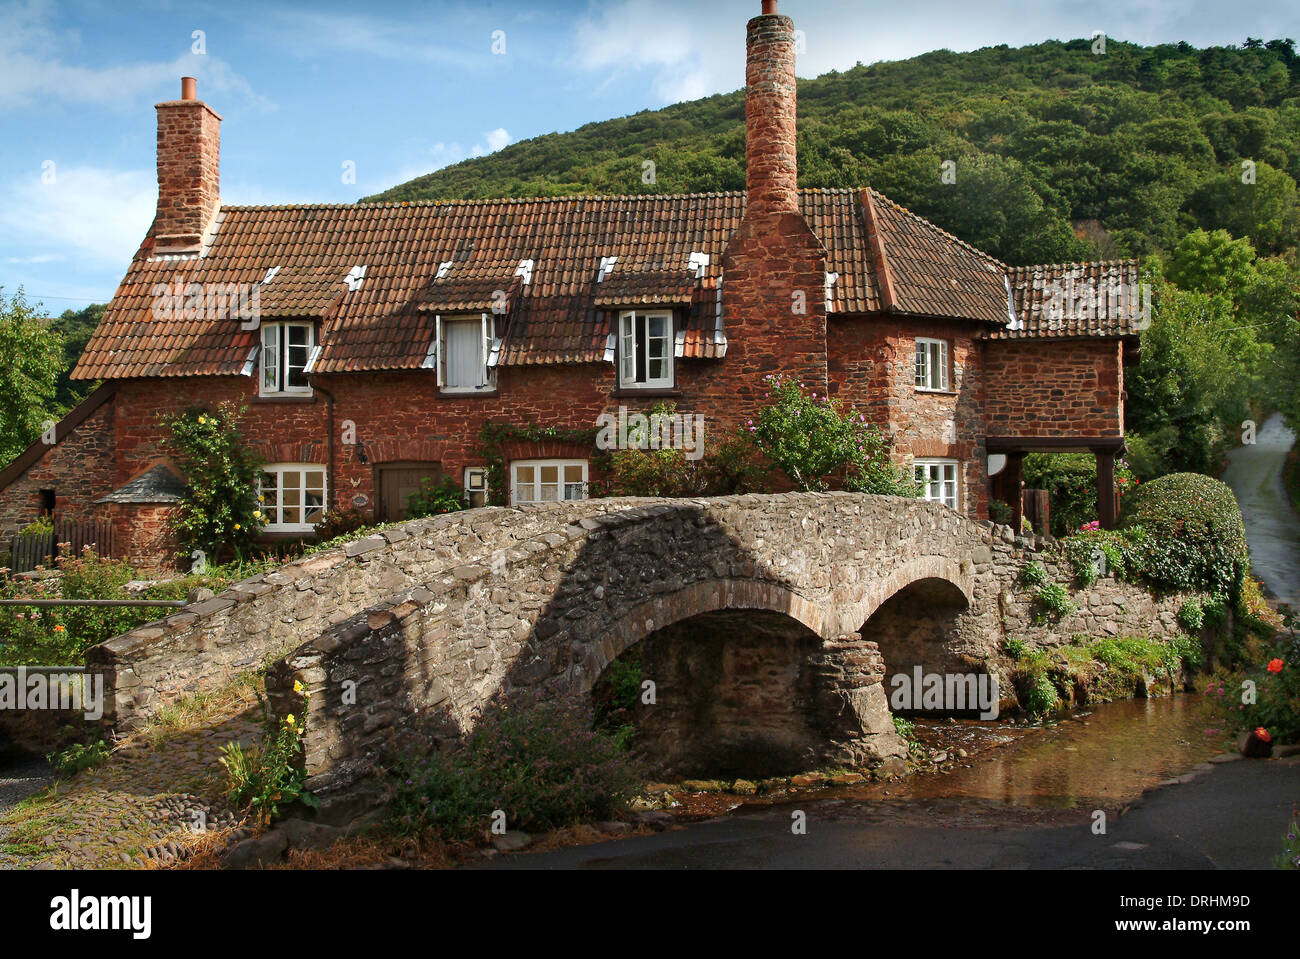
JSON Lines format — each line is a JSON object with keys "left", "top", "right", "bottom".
{"left": 0, "top": 288, "right": 64, "bottom": 466}
{"left": 49, "top": 303, "right": 105, "bottom": 410}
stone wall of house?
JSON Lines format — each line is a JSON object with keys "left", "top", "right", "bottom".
{"left": 0, "top": 397, "right": 117, "bottom": 540}
{"left": 983, "top": 339, "right": 1125, "bottom": 437}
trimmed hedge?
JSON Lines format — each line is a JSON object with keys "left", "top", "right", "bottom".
{"left": 1119, "top": 472, "right": 1249, "bottom": 597}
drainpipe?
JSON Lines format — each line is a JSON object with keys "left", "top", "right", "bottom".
{"left": 309, "top": 377, "right": 336, "bottom": 516}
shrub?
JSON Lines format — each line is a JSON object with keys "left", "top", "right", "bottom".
{"left": 1018, "top": 668, "right": 1061, "bottom": 716}
{"left": 1205, "top": 652, "right": 1300, "bottom": 745}
{"left": 1203, "top": 594, "right": 1230, "bottom": 631}
{"left": 1119, "top": 472, "right": 1249, "bottom": 598}
{"left": 988, "top": 500, "right": 1013, "bottom": 524}
{"left": 313, "top": 506, "right": 370, "bottom": 541}
{"left": 19, "top": 514, "right": 53, "bottom": 536}
{"left": 163, "top": 404, "right": 265, "bottom": 564}
{"left": 1277, "top": 807, "right": 1300, "bottom": 870}
{"left": 382, "top": 701, "right": 641, "bottom": 842}
{"left": 1062, "top": 527, "right": 1142, "bottom": 586}
{"left": 1033, "top": 582, "right": 1075, "bottom": 623}
{"left": 1003, "top": 637, "right": 1027, "bottom": 660}
{"left": 404, "top": 477, "right": 466, "bottom": 518}
{"left": 747, "top": 375, "right": 915, "bottom": 495}
{"left": 220, "top": 698, "right": 317, "bottom": 825}
{"left": 1023, "top": 454, "right": 1138, "bottom": 537}
{"left": 1018, "top": 561, "right": 1049, "bottom": 589}
{"left": 47, "top": 737, "right": 109, "bottom": 777}
{"left": 1178, "top": 598, "right": 1205, "bottom": 633}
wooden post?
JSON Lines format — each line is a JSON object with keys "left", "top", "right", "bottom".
{"left": 1006, "top": 453, "right": 1025, "bottom": 533}
{"left": 1097, "top": 450, "right": 1117, "bottom": 529}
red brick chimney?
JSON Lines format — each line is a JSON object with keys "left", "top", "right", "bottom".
{"left": 153, "top": 77, "right": 221, "bottom": 255}
{"left": 744, "top": 1, "right": 799, "bottom": 217}
{"left": 715, "top": 1, "right": 829, "bottom": 416}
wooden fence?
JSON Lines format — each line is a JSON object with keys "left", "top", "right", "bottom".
{"left": 3, "top": 519, "right": 118, "bottom": 574}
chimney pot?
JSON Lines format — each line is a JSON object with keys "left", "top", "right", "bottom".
{"left": 181, "top": 76, "right": 197, "bottom": 101}
{"left": 762, "top": 0, "right": 778, "bottom": 13}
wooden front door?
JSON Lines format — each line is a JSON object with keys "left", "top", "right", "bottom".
{"left": 377, "top": 462, "right": 445, "bottom": 522}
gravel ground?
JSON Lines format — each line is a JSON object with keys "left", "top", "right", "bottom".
{"left": 0, "top": 715, "right": 258, "bottom": 869}
{"left": 0, "top": 759, "right": 54, "bottom": 816}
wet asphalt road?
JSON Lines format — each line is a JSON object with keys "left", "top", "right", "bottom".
{"left": 477, "top": 757, "right": 1300, "bottom": 869}
{"left": 1220, "top": 413, "right": 1300, "bottom": 608}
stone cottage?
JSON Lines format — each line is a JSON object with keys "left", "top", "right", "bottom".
{"left": 0, "top": 1, "right": 1143, "bottom": 569}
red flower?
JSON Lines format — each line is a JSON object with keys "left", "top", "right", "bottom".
{"left": 1267, "top": 658, "right": 1284, "bottom": 674}
{"left": 1255, "top": 727, "right": 1272, "bottom": 743}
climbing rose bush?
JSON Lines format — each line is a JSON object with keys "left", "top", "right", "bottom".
{"left": 163, "top": 403, "right": 265, "bottom": 564}
{"left": 747, "top": 375, "right": 915, "bottom": 495}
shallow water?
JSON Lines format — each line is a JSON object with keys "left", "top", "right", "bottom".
{"left": 901, "top": 695, "right": 1223, "bottom": 808}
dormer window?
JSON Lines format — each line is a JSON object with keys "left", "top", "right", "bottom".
{"left": 618, "top": 309, "right": 673, "bottom": 389}
{"left": 436, "top": 313, "right": 497, "bottom": 394}
{"left": 261, "top": 321, "right": 315, "bottom": 395}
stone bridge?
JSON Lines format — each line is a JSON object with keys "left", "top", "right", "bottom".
{"left": 88, "top": 492, "right": 1190, "bottom": 821}
{"left": 265, "top": 493, "right": 1005, "bottom": 817}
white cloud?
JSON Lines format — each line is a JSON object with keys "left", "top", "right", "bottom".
{"left": 570, "top": 0, "right": 1300, "bottom": 106}
{"left": 262, "top": 7, "right": 486, "bottom": 68}
{"left": 0, "top": 165, "right": 154, "bottom": 269}
{"left": 478, "top": 128, "right": 513, "bottom": 155}
{"left": 4, "top": 253, "right": 62, "bottom": 264}
{"left": 0, "top": 0, "right": 267, "bottom": 111}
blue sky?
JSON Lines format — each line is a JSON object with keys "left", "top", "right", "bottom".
{"left": 2, "top": 0, "right": 1296, "bottom": 312}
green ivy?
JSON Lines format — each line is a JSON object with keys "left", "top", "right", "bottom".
{"left": 477, "top": 421, "right": 600, "bottom": 507}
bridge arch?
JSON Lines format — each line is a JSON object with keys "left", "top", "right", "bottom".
{"left": 259, "top": 492, "right": 995, "bottom": 816}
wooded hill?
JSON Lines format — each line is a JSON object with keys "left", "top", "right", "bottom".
{"left": 367, "top": 37, "right": 1300, "bottom": 267}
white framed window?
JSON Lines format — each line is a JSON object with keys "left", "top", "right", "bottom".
{"left": 464, "top": 467, "right": 489, "bottom": 508}
{"left": 914, "top": 337, "right": 950, "bottom": 392}
{"left": 511, "top": 460, "right": 587, "bottom": 506}
{"left": 618, "top": 310, "right": 673, "bottom": 389}
{"left": 914, "top": 459, "right": 959, "bottom": 510}
{"left": 436, "top": 314, "right": 496, "bottom": 393}
{"left": 260, "top": 321, "right": 315, "bottom": 395}
{"left": 259, "top": 464, "right": 327, "bottom": 531}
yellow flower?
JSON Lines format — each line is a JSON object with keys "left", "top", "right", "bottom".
{"left": 234, "top": 523, "right": 241, "bottom": 531}
{"left": 286, "top": 714, "right": 296, "bottom": 727}
{"left": 292, "top": 680, "right": 304, "bottom": 694}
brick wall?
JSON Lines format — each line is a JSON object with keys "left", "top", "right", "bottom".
{"left": 828, "top": 316, "right": 989, "bottom": 519}
{"left": 153, "top": 94, "right": 221, "bottom": 252}
{"left": 984, "top": 339, "right": 1124, "bottom": 438}
{"left": 0, "top": 397, "right": 117, "bottom": 539}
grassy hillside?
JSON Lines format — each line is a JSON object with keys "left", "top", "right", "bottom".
{"left": 367, "top": 37, "right": 1300, "bottom": 266}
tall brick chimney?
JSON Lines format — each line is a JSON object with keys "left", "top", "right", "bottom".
{"left": 717, "top": 1, "right": 829, "bottom": 416}
{"left": 744, "top": 1, "right": 798, "bottom": 216}
{"left": 153, "top": 77, "right": 221, "bottom": 255}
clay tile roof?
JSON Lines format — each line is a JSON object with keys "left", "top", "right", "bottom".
{"left": 257, "top": 264, "right": 347, "bottom": 318}
{"left": 997, "top": 259, "right": 1145, "bottom": 338}
{"left": 71, "top": 188, "right": 1130, "bottom": 380}
{"left": 863, "top": 189, "right": 1009, "bottom": 325}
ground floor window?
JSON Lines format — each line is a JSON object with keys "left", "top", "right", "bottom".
{"left": 464, "top": 467, "right": 489, "bottom": 507}
{"left": 511, "top": 460, "right": 587, "bottom": 505}
{"left": 914, "top": 459, "right": 959, "bottom": 509}
{"left": 260, "top": 464, "right": 327, "bottom": 531}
